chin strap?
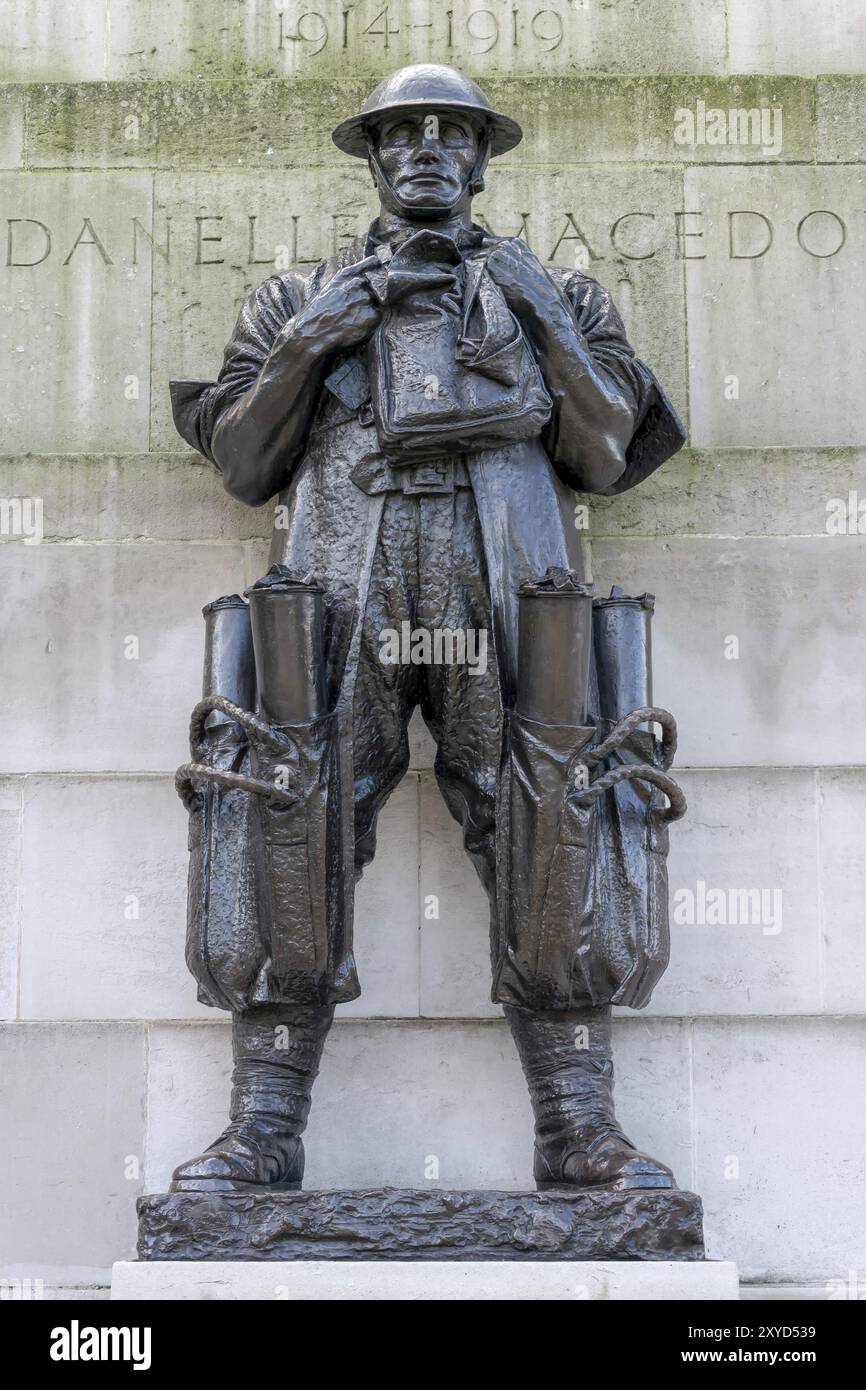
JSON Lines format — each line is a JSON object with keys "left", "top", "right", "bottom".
{"left": 366, "top": 132, "right": 490, "bottom": 219}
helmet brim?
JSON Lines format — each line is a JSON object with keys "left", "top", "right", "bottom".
{"left": 332, "top": 100, "right": 523, "bottom": 158}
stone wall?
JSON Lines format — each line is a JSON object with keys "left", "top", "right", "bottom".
{"left": 1, "top": 0, "right": 864, "bottom": 1298}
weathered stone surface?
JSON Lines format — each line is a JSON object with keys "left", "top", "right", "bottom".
{"left": 408, "top": 708, "right": 436, "bottom": 771}
{"left": 684, "top": 166, "right": 866, "bottom": 449}
{"left": 342, "top": 775, "right": 421, "bottom": 1019}
{"left": 590, "top": 536, "right": 866, "bottom": 767}
{"left": 728, "top": 0, "right": 866, "bottom": 76}
{"left": 816, "top": 77, "right": 866, "bottom": 163}
{"left": 0, "top": 1022, "right": 145, "bottom": 1276}
{"left": 0, "top": 779, "right": 20, "bottom": 1019}
{"left": 143, "top": 1019, "right": 692, "bottom": 1192}
{"left": 585, "top": 448, "right": 866, "bottom": 539}
{"left": 647, "top": 769, "right": 821, "bottom": 1017}
{"left": 0, "top": 85, "right": 24, "bottom": 167}
{"left": 0, "top": 0, "right": 108, "bottom": 82}
{"left": 24, "top": 79, "right": 367, "bottom": 170}
{"left": 818, "top": 770, "right": 866, "bottom": 1013}
{"left": 0, "top": 453, "right": 269, "bottom": 542}
{"left": 495, "top": 74, "right": 810, "bottom": 166}
{"left": 18, "top": 775, "right": 207, "bottom": 1021}
{"left": 23, "top": 76, "right": 814, "bottom": 170}
{"left": 692, "top": 1017, "right": 866, "bottom": 1280}
{"left": 107, "top": 0, "right": 727, "bottom": 81}
{"left": 113, "top": 1257, "right": 740, "bottom": 1300}
{"left": 0, "top": 171, "right": 153, "bottom": 453}
{"left": 137, "top": 1186, "right": 706, "bottom": 1262}
{"left": 0, "top": 541, "right": 246, "bottom": 773}
{"left": 419, "top": 771, "right": 498, "bottom": 1019}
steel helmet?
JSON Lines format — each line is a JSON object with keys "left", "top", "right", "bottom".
{"left": 331, "top": 63, "right": 523, "bottom": 158}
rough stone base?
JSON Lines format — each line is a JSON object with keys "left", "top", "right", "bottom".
{"left": 113, "top": 1259, "right": 738, "bottom": 1301}
{"left": 137, "top": 1187, "right": 705, "bottom": 1263}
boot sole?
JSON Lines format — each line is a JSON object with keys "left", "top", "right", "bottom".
{"left": 536, "top": 1175, "right": 675, "bottom": 1192}
{"left": 169, "top": 1178, "right": 302, "bottom": 1193}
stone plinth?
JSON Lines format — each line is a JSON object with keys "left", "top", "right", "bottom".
{"left": 112, "top": 1258, "right": 739, "bottom": 1301}
{"left": 137, "top": 1187, "right": 705, "bottom": 1263}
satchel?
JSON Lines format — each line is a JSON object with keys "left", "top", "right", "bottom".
{"left": 365, "top": 230, "right": 552, "bottom": 461}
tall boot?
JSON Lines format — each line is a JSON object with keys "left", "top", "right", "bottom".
{"left": 504, "top": 1004, "right": 675, "bottom": 1191}
{"left": 170, "top": 1003, "right": 333, "bottom": 1192}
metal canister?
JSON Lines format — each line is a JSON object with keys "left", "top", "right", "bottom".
{"left": 245, "top": 568, "right": 326, "bottom": 723}
{"left": 516, "top": 574, "right": 594, "bottom": 725}
{"left": 201, "top": 595, "right": 255, "bottom": 727}
{"left": 592, "top": 586, "right": 655, "bottom": 721}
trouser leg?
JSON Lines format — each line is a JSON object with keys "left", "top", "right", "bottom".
{"left": 351, "top": 492, "right": 423, "bottom": 879}
{"left": 170, "top": 1003, "right": 333, "bottom": 1192}
{"left": 504, "top": 1003, "right": 676, "bottom": 1190}
{"left": 417, "top": 489, "right": 502, "bottom": 901}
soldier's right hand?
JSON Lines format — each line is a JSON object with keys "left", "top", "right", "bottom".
{"left": 289, "top": 259, "right": 383, "bottom": 355}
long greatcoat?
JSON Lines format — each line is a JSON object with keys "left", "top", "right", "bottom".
{"left": 171, "top": 228, "right": 686, "bottom": 1012}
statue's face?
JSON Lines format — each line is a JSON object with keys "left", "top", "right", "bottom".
{"left": 369, "top": 109, "right": 484, "bottom": 212}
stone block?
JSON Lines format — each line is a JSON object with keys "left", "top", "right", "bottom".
{"left": 646, "top": 768, "right": 822, "bottom": 1017}
{"left": 18, "top": 775, "right": 209, "bottom": 1021}
{"left": 0, "top": 1022, "right": 145, "bottom": 1278}
{"left": 419, "top": 771, "right": 498, "bottom": 1019}
{"left": 0, "top": 779, "right": 20, "bottom": 1019}
{"left": 408, "top": 709, "right": 435, "bottom": 771}
{"left": 0, "top": 85, "right": 24, "bottom": 167}
{"left": 590, "top": 536, "right": 866, "bottom": 768}
{"left": 818, "top": 769, "right": 866, "bottom": 1013}
{"left": 23, "top": 75, "right": 814, "bottom": 171}
{"left": 817, "top": 78, "right": 866, "bottom": 163}
{"left": 343, "top": 775, "right": 421, "bottom": 1019}
{"left": 144, "top": 1018, "right": 692, "bottom": 1194}
{"left": 692, "top": 1017, "right": 866, "bottom": 1281}
{"left": 0, "top": 172, "right": 152, "bottom": 453}
{"left": 0, "top": 541, "right": 247, "bottom": 772}
{"left": 492, "top": 75, "right": 810, "bottom": 166}
{"left": 586, "top": 448, "right": 866, "bottom": 540}
{"left": 107, "top": 1, "right": 727, "bottom": 81}
{"left": 0, "top": 453, "right": 269, "bottom": 542}
{"left": 112, "top": 1257, "right": 740, "bottom": 1300}
{"left": 0, "top": 1, "right": 107, "bottom": 82}
{"left": 728, "top": 0, "right": 866, "bottom": 76}
{"left": 24, "top": 78, "right": 368, "bottom": 171}
{"left": 684, "top": 166, "right": 866, "bottom": 449}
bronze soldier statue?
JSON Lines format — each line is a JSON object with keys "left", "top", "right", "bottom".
{"left": 170, "top": 65, "right": 687, "bottom": 1195}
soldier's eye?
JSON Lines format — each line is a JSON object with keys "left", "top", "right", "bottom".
{"left": 441, "top": 124, "right": 469, "bottom": 146}
{"left": 386, "top": 122, "right": 415, "bottom": 145}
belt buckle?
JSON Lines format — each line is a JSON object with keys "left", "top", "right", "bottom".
{"left": 401, "top": 460, "right": 453, "bottom": 495}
